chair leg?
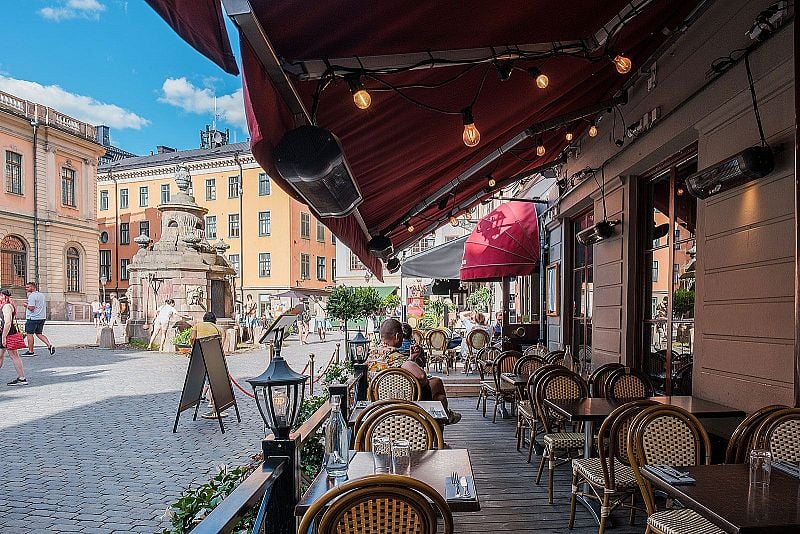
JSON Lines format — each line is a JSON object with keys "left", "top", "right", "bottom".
{"left": 515, "top": 417, "right": 521, "bottom": 450}
{"left": 492, "top": 396, "right": 499, "bottom": 423}
{"left": 548, "top": 452, "right": 555, "bottom": 504}
{"left": 568, "top": 470, "right": 578, "bottom": 529}
{"left": 535, "top": 446, "right": 547, "bottom": 484}
{"left": 527, "top": 432, "right": 535, "bottom": 463}
{"left": 599, "top": 493, "right": 611, "bottom": 534}
{"left": 482, "top": 392, "right": 487, "bottom": 417}
{"left": 476, "top": 388, "right": 483, "bottom": 410}
{"left": 629, "top": 492, "right": 636, "bottom": 525}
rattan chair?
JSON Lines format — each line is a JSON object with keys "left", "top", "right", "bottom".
{"left": 588, "top": 363, "right": 624, "bottom": 398}
{"left": 535, "top": 367, "right": 589, "bottom": 503}
{"left": 604, "top": 367, "right": 655, "bottom": 402}
{"left": 724, "top": 404, "right": 787, "bottom": 464}
{"left": 354, "top": 403, "right": 444, "bottom": 452}
{"left": 627, "top": 405, "right": 722, "bottom": 534}
{"left": 411, "top": 328, "right": 426, "bottom": 347}
{"left": 464, "top": 328, "right": 491, "bottom": 374}
{"left": 426, "top": 328, "right": 456, "bottom": 375}
{"left": 297, "top": 473, "right": 454, "bottom": 534}
{"left": 511, "top": 354, "right": 547, "bottom": 427}
{"left": 368, "top": 368, "right": 422, "bottom": 401}
{"left": 353, "top": 399, "right": 415, "bottom": 435}
{"left": 487, "top": 350, "right": 521, "bottom": 423}
{"left": 753, "top": 407, "right": 800, "bottom": 462}
{"left": 544, "top": 350, "right": 566, "bottom": 366}
{"left": 523, "top": 343, "right": 548, "bottom": 357}
{"left": 516, "top": 364, "right": 561, "bottom": 462}
{"left": 475, "top": 346, "right": 501, "bottom": 414}
{"left": 569, "top": 400, "right": 657, "bottom": 533}
{"left": 671, "top": 362, "right": 693, "bottom": 396}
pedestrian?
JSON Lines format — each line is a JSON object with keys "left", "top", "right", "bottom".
{"left": 313, "top": 297, "right": 327, "bottom": 342}
{"left": 0, "top": 289, "right": 27, "bottom": 386}
{"left": 91, "top": 299, "right": 102, "bottom": 327}
{"left": 245, "top": 294, "right": 258, "bottom": 342}
{"left": 21, "top": 281, "right": 55, "bottom": 357}
{"left": 148, "top": 298, "right": 177, "bottom": 351}
{"left": 103, "top": 302, "right": 111, "bottom": 325}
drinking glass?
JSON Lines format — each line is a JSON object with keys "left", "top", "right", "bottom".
{"left": 391, "top": 439, "right": 411, "bottom": 475}
{"left": 749, "top": 449, "right": 772, "bottom": 486}
{"left": 372, "top": 435, "right": 392, "bottom": 473}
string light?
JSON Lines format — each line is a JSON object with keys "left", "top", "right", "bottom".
{"left": 461, "top": 108, "right": 480, "bottom": 147}
{"left": 449, "top": 215, "right": 459, "bottom": 227}
{"left": 588, "top": 124, "right": 599, "bottom": 137}
{"left": 565, "top": 131, "right": 574, "bottom": 142}
{"left": 488, "top": 176, "right": 496, "bottom": 188}
{"left": 406, "top": 222, "right": 415, "bottom": 233}
{"left": 346, "top": 76, "right": 371, "bottom": 109}
{"left": 527, "top": 67, "right": 549, "bottom": 89}
{"left": 613, "top": 54, "right": 632, "bottom": 74}
{"left": 536, "top": 142, "right": 546, "bottom": 157}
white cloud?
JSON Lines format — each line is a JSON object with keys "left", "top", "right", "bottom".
{"left": 159, "top": 77, "right": 246, "bottom": 130}
{"left": 0, "top": 75, "right": 149, "bottom": 130}
{"left": 39, "top": 0, "right": 106, "bottom": 21}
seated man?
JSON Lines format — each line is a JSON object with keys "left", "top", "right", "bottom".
{"left": 379, "top": 318, "right": 461, "bottom": 424}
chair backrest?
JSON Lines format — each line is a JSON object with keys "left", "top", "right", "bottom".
{"left": 354, "top": 404, "right": 444, "bottom": 452}
{"left": 513, "top": 354, "right": 546, "bottom": 379}
{"left": 597, "top": 400, "right": 658, "bottom": 489}
{"left": 605, "top": 367, "right": 655, "bottom": 402}
{"left": 724, "top": 404, "right": 787, "bottom": 464}
{"left": 297, "top": 473, "right": 453, "bottom": 534}
{"left": 466, "top": 328, "right": 490, "bottom": 354}
{"left": 753, "top": 407, "right": 800, "bottom": 463}
{"left": 671, "top": 362, "right": 693, "bottom": 396}
{"left": 535, "top": 368, "right": 589, "bottom": 432}
{"left": 476, "top": 346, "right": 501, "bottom": 380}
{"left": 492, "top": 350, "right": 522, "bottom": 390}
{"left": 368, "top": 368, "right": 421, "bottom": 401}
{"left": 411, "top": 329, "right": 425, "bottom": 346}
{"left": 353, "top": 399, "right": 415, "bottom": 435}
{"left": 426, "top": 328, "right": 449, "bottom": 353}
{"left": 544, "top": 350, "right": 566, "bottom": 366}
{"left": 627, "top": 405, "right": 711, "bottom": 516}
{"left": 588, "top": 362, "right": 624, "bottom": 398}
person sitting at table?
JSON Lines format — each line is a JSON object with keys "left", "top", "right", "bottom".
{"left": 380, "top": 318, "right": 461, "bottom": 424}
{"left": 493, "top": 311, "right": 503, "bottom": 338}
{"left": 459, "top": 310, "right": 492, "bottom": 358}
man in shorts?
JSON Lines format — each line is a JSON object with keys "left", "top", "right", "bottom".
{"left": 22, "top": 281, "right": 55, "bottom": 357}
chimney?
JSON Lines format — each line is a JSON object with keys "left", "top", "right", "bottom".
{"left": 95, "top": 125, "right": 110, "bottom": 147}
{"left": 156, "top": 145, "right": 176, "bottom": 154}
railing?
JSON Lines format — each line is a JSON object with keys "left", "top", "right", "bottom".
{"left": 0, "top": 89, "right": 97, "bottom": 141}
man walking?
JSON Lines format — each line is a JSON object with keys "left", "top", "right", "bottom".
{"left": 22, "top": 281, "right": 55, "bottom": 357}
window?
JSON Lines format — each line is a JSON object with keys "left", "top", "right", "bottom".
{"left": 119, "top": 188, "right": 129, "bottom": 209}
{"left": 258, "top": 173, "right": 271, "bottom": 196}
{"left": 331, "top": 258, "right": 336, "bottom": 282}
{"left": 316, "top": 256, "right": 326, "bottom": 280}
{"left": 1, "top": 235, "right": 27, "bottom": 288}
{"left": 331, "top": 233, "right": 336, "bottom": 245}
{"left": 652, "top": 260, "right": 659, "bottom": 281}
{"left": 350, "top": 251, "right": 365, "bottom": 270}
{"left": 316, "top": 221, "right": 325, "bottom": 242}
{"left": 5, "top": 151, "right": 23, "bottom": 195}
{"left": 139, "top": 220, "right": 150, "bottom": 237}
{"left": 300, "top": 253, "right": 310, "bottom": 279}
{"left": 229, "top": 253, "right": 240, "bottom": 275}
{"left": 673, "top": 263, "right": 680, "bottom": 285}
{"left": 205, "top": 215, "right": 217, "bottom": 239}
{"left": 66, "top": 247, "right": 81, "bottom": 292}
{"left": 61, "top": 167, "right": 76, "bottom": 207}
{"left": 300, "top": 212, "right": 310, "bottom": 239}
{"left": 119, "top": 223, "right": 130, "bottom": 245}
{"left": 99, "top": 190, "right": 109, "bottom": 211}
{"left": 258, "top": 252, "right": 271, "bottom": 277}
{"left": 258, "top": 211, "right": 271, "bottom": 236}
{"left": 99, "top": 250, "right": 112, "bottom": 281}
{"left": 205, "top": 178, "right": 216, "bottom": 201}
{"left": 228, "top": 214, "right": 240, "bottom": 238}
{"left": 407, "top": 234, "right": 435, "bottom": 256}
{"left": 139, "top": 186, "right": 149, "bottom": 207}
{"left": 160, "top": 183, "right": 171, "bottom": 204}
{"left": 228, "top": 175, "right": 239, "bottom": 198}
{"left": 570, "top": 210, "right": 594, "bottom": 364}
{"left": 120, "top": 259, "right": 130, "bottom": 280}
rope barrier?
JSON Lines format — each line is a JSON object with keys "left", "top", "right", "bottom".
{"left": 313, "top": 348, "right": 339, "bottom": 384}
{"left": 229, "top": 373, "right": 256, "bottom": 398}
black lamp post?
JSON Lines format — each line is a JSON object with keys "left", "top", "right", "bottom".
{"left": 248, "top": 357, "right": 308, "bottom": 439}
{"left": 348, "top": 330, "right": 371, "bottom": 365}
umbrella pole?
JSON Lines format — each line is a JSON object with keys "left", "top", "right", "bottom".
{"left": 501, "top": 276, "right": 510, "bottom": 336}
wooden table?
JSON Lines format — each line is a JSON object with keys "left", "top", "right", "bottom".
{"left": 348, "top": 400, "right": 449, "bottom": 427}
{"left": 295, "top": 448, "right": 480, "bottom": 515}
{"left": 641, "top": 464, "right": 800, "bottom": 533}
{"left": 500, "top": 373, "right": 526, "bottom": 388}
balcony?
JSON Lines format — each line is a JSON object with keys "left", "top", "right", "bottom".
{"left": 0, "top": 89, "right": 97, "bottom": 142}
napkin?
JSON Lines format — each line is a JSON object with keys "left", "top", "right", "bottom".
{"left": 445, "top": 476, "right": 476, "bottom": 500}
{"left": 644, "top": 465, "right": 696, "bottom": 486}
{"left": 773, "top": 460, "right": 800, "bottom": 479}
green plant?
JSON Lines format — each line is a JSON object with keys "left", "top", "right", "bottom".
{"left": 174, "top": 328, "right": 192, "bottom": 346}
{"left": 127, "top": 338, "right": 150, "bottom": 350}
{"left": 323, "top": 360, "right": 354, "bottom": 389}
{"left": 467, "top": 286, "right": 491, "bottom": 312}
{"left": 382, "top": 292, "right": 401, "bottom": 313}
{"left": 295, "top": 395, "right": 327, "bottom": 483}
{"left": 326, "top": 285, "right": 384, "bottom": 348}
{"left": 672, "top": 288, "right": 695, "bottom": 318}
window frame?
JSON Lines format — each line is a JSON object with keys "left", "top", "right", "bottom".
{"left": 228, "top": 175, "right": 240, "bottom": 199}
{"left": 5, "top": 151, "right": 23, "bottom": 195}
{"left": 258, "top": 252, "right": 271, "bottom": 277}
{"left": 300, "top": 212, "right": 310, "bottom": 239}
{"left": 258, "top": 172, "right": 271, "bottom": 196}
{"left": 99, "top": 190, "right": 109, "bottom": 211}
{"left": 300, "top": 253, "right": 310, "bottom": 280}
{"left": 119, "top": 223, "right": 130, "bottom": 245}
{"left": 160, "top": 183, "right": 171, "bottom": 204}
{"left": 119, "top": 188, "right": 129, "bottom": 209}
{"left": 138, "top": 185, "right": 149, "bottom": 207}
{"left": 139, "top": 220, "right": 150, "bottom": 237}
{"left": 258, "top": 211, "right": 271, "bottom": 236}
{"left": 205, "top": 178, "right": 216, "bottom": 201}
{"left": 316, "top": 221, "right": 325, "bottom": 242}
{"left": 316, "top": 256, "right": 326, "bottom": 280}
{"left": 205, "top": 215, "right": 217, "bottom": 239}
{"left": 228, "top": 253, "right": 240, "bottom": 275}
{"left": 66, "top": 247, "right": 81, "bottom": 293}
{"left": 120, "top": 258, "right": 130, "bottom": 280}
{"left": 61, "top": 167, "right": 77, "bottom": 207}
{"left": 228, "top": 213, "right": 240, "bottom": 238}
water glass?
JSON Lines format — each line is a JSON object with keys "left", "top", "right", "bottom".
{"left": 391, "top": 439, "right": 412, "bottom": 475}
{"left": 372, "top": 435, "right": 392, "bottom": 473}
{"left": 749, "top": 449, "right": 772, "bottom": 486}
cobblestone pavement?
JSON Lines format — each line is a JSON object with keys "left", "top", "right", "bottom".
{"left": 0, "top": 329, "right": 343, "bottom": 533}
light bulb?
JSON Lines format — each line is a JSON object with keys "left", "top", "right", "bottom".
{"left": 528, "top": 67, "right": 548, "bottom": 89}
{"left": 462, "top": 108, "right": 481, "bottom": 147}
{"left": 488, "top": 177, "right": 496, "bottom": 188}
{"left": 352, "top": 89, "right": 371, "bottom": 110}
{"left": 406, "top": 223, "right": 414, "bottom": 233}
{"left": 536, "top": 144, "right": 546, "bottom": 157}
{"left": 272, "top": 389, "right": 288, "bottom": 425}
{"left": 613, "top": 54, "right": 632, "bottom": 74}
{"left": 565, "top": 132, "right": 574, "bottom": 142}
{"left": 588, "top": 125, "right": 598, "bottom": 137}
{"left": 449, "top": 215, "right": 458, "bottom": 227}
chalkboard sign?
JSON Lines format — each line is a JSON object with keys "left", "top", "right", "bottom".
{"left": 173, "top": 336, "right": 241, "bottom": 433}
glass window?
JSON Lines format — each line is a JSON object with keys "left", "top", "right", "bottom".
{"left": 258, "top": 211, "right": 271, "bottom": 236}
{"left": 160, "top": 183, "right": 170, "bottom": 204}
{"left": 228, "top": 214, "right": 240, "bottom": 238}
{"left": 258, "top": 252, "right": 271, "bottom": 277}
{"left": 99, "top": 250, "right": 112, "bottom": 281}
{"left": 5, "top": 151, "right": 23, "bottom": 195}
{"left": 407, "top": 234, "right": 435, "bottom": 256}
{"left": 316, "top": 256, "right": 326, "bottom": 280}
{"left": 652, "top": 260, "right": 659, "bottom": 281}
{"left": 61, "top": 167, "right": 76, "bottom": 207}
{"left": 99, "top": 190, "right": 109, "bottom": 211}
{"left": 331, "top": 233, "right": 336, "bottom": 245}
{"left": 119, "top": 223, "right": 130, "bottom": 245}
{"left": 66, "top": 247, "right": 81, "bottom": 292}
{"left": 138, "top": 186, "right": 148, "bottom": 207}
{"left": 119, "top": 188, "right": 128, "bottom": 208}
{"left": 0, "top": 235, "right": 26, "bottom": 288}
{"left": 228, "top": 253, "right": 240, "bottom": 275}
{"left": 139, "top": 220, "right": 150, "bottom": 237}
{"left": 316, "top": 221, "right": 325, "bottom": 242}
{"left": 300, "top": 212, "right": 310, "bottom": 239}
{"left": 205, "top": 215, "right": 217, "bottom": 239}
{"left": 331, "top": 258, "right": 336, "bottom": 282}
{"left": 120, "top": 259, "right": 130, "bottom": 280}
{"left": 349, "top": 251, "right": 365, "bottom": 271}
{"left": 300, "top": 253, "right": 310, "bottom": 279}
{"left": 228, "top": 175, "right": 239, "bottom": 198}
{"left": 205, "top": 178, "right": 216, "bottom": 201}
{"left": 571, "top": 210, "right": 594, "bottom": 369}
{"left": 258, "top": 173, "right": 271, "bottom": 196}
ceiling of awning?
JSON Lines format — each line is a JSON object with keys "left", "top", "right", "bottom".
{"left": 146, "top": 0, "right": 707, "bottom": 280}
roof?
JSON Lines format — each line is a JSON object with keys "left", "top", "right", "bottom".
{"left": 98, "top": 141, "right": 250, "bottom": 173}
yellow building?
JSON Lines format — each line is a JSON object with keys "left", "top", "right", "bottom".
{"left": 96, "top": 141, "right": 337, "bottom": 315}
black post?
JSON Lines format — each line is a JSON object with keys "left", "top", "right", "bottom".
{"left": 262, "top": 437, "right": 300, "bottom": 534}
{"left": 354, "top": 363, "right": 368, "bottom": 402}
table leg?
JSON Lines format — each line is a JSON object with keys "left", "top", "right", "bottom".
{"left": 499, "top": 400, "right": 511, "bottom": 419}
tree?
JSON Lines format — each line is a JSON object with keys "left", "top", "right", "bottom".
{"left": 326, "top": 286, "right": 384, "bottom": 349}
{"left": 467, "top": 286, "right": 491, "bottom": 312}
{"left": 383, "top": 292, "right": 401, "bottom": 315}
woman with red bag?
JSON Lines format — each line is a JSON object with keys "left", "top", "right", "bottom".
{"left": 0, "top": 288, "right": 27, "bottom": 386}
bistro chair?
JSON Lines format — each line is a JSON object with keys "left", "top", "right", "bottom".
{"left": 627, "top": 405, "right": 722, "bottom": 534}
{"left": 464, "top": 328, "right": 491, "bottom": 374}
{"left": 523, "top": 343, "right": 548, "bottom": 357}
{"left": 517, "top": 364, "right": 561, "bottom": 462}
{"left": 544, "top": 350, "right": 566, "bottom": 366}
{"left": 426, "top": 328, "right": 457, "bottom": 375}
{"left": 354, "top": 403, "right": 444, "bottom": 452}
{"left": 569, "top": 399, "right": 657, "bottom": 534}
{"left": 588, "top": 363, "right": 624, "bottom": 398}
{"left": 671, "top": 363, "right": 693, "bottom": 396}
{"left": 511, "top": 355, "right": 547, "bottom": 412}
{"left": 297, "top": 474, "right": 454, "bottom": 534}
{"left": 604, "top": 367, "right": 655, "bottom": 402}
{"left": 367, "top": 368, "right": 421, "bottom": 402}
{"left": 753, "top": 407, "right": 800, "bottom": 462}
{"left": 353, "top": 399, "right": 415, "bottom": 435}
{"left": 724, "top": 404, "right": 787, "bottom": 464}
{"left": 487, "top": 350, "right": 522, "bottom": 423}
{"left": 535, "top": 367, "right": 589, "bottom": 503}
{"left": 411, "top": 328, "right": 426, "bottom": 347}
{"left": 475, "top": 346, "right": 501, "bottom": 413}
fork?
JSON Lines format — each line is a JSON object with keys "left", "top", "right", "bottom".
{"left": 459, "top": 476, "right": 471, "bottom": 498}
{"left": 451, "top": 471, "right": 461, "bottom": 497}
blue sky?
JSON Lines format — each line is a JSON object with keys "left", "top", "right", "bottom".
{"left": 1, "top": 0, "right": 245, "bottom": 155}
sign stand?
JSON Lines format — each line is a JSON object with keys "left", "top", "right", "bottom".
{"left": 259, "top": 306, "right": 302, "bottom": 357}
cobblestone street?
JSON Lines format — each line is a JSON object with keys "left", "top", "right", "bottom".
{"left": 0, "top": 325, "right": 343, "bottom": 533}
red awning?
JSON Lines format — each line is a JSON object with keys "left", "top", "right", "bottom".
{"left": 145, "top": 1, "right": 704, "bottom": 280}
{"left": 460, "top": 201, "right": 539, "bottom": 281}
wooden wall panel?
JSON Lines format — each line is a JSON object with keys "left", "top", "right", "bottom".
{"left": 703, "top": 262, "right": 794, "bottom": 302}
{"left": 594, "top": 328, "right": 622, "bottom": 353}
{"left": 695, "top": 369, "right": 794, "bottom": 413}
{"left": 701, "top": 301, "right": 794, "bottom": 340}
{"left": 703, "top": 174, "right": 793, "bottom": 238}
{"left": 701, "top": 337, "right": 793, "bottom": 383}
{"left": 594, "top": 261, "right": 623, "bottom": 286}
{"left": 593, "top": 307, "right": 622, "bottom": 329}
{"left": 703, "top": 217, "right": 794, "bottom": 270}
{"left": 595, "top": 285, "right": 623, "bottom": 307}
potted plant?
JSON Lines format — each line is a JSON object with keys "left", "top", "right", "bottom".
{"left": 174, "top": 327, "right": 192, "bottom": 354}
{"left": 467, "top": 286, "right": 491, "bottom": 313}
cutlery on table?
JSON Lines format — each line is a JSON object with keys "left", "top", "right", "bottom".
{"left": 459, "top": 476, "right": 471, "bottom": 498}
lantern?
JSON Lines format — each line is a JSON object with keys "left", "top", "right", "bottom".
{"left": 247, "top": 356, "right": 308, "bottom": 439}
{"left": 349, "top": 330, "right": 371, "bottom": 365}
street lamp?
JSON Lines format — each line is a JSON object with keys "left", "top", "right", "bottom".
{"left": 247, "top": 356, "right": 308, "bottom": 439}
{"left": 100, "top": 276, "right": 107, "bottom": 303}
{"left": 348, "top": 330, "right": 371, "bottom": 365}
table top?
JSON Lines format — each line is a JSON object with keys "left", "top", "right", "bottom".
{"left": 641, "top": 463, "right": 800, "bottom": 534}
{"left": 500, "top": 373, "right": 526, "bottom": 387}
{"left": 348, "top": 400, "right": 448, "bottom": 426}
{"left": 295, "top": 449, "right": 480, "bottom": 515}
{"left": 545, "top": 395, "right": 746, "bottom": 422}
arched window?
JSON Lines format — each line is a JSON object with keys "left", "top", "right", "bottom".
{"left": 1, "top": 235, "right": 27, "bottom": 288}
{"left": 66, "top": 247, "right": 80, "bottom": 293}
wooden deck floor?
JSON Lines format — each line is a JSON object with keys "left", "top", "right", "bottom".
{"left": 444, "top": 397, "right": 646, "bottom": 534}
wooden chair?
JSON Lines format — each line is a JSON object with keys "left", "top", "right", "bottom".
{"left": 535, "top": 367, "right": 589, "bottom": 503}
{"left": 671, "top": 362, "right": 693, "bottom": 396}
{"left": 753, "top": 407, "right": 800, "bottom": 462}
{"left": 426, "top": 328, "right": 456, "bottom": 375}
{"left": 588, "top": 362, "right": 624, "bottom": 398}
{"left": 627, "top": 405, "right": 722, "bottom": 534}
{"left": 297, "top": 473, "right": 454, "bottom": 534}
{"left": 523, "top": 344, "right": 547, "bottom": 357}
{"left": 604, "top": 367, "right": 655, "bottom": 402}
{"left": 724, "top": 404, "right": 787, "bottom": 464}
{"left": 353, "top": 399, "right": 415, "bottom": 435}
{"left": 368, "top": 368, "right": 421, "bottom": 401}
{"left": 354, "top": 403, "right": 444, "bottom": 452}
{"left": 569, "top": 400, "right": 657, "bottom": 533}
{"left": 464, "top": 328, "right": 490, "bottom": 374}
{"left": 487, "top": 350, "right": 521, "bottom": 423}
{"left": 411, "top": 328, "right": 426, "bottom": 347}
{"left": 516, "top": 364, "right": 561, "bottom": 462}
{"left": 544, "top": 350, "right": 566, "bottom": 366}
{"left": 475, "top": 346, "right": 501, "bottom": 413}
{"left": 511, "top": 354, "right": 546, "bottom": 425}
